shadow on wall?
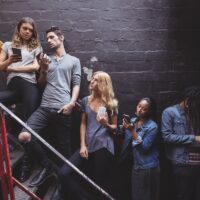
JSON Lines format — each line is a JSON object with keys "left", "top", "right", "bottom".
{"left": 168, "top": 0, "right": 200, "bottom": 76}
{"left": 160, "top": 2, "right": 200, "bottom": 200}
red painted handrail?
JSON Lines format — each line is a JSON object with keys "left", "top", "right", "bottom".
{"left": 0, "top": 109, "right": 41, "bottom": 200}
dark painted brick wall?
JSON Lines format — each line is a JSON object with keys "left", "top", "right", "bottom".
{"left": 1, "top": 0, "right": 200, "bottom": 116}
{"left": 1, "top": 1, "right": 200, "bottom": 200}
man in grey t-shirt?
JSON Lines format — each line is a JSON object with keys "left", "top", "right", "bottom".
{"left": 18, "top": 26, "right": 81, "bottom": 187}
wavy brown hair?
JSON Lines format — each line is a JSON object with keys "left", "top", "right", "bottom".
{"left": 11, "top": 17, "right": 40, "bottom": 51}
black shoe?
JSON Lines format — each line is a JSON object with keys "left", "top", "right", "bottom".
{"left": 29, "top": 167, "right": 53, "bottom": 187}
{"left": 51, "top": 184, "right": 64, "bottom": 200}
{"left": 19, "top": 166, "right": 31, "bottom": 183}
{"left": 18, "top": 155, "right": 32, "bottom": 183}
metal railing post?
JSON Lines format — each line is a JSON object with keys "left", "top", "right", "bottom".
{"left": 0, "top": 110, "right": 15, "bottom": 200}
{"left": 0, "top": 103, "right": 115, "bottom": 200}
{"left": 0, "top": 108, "right": 41, "bottom": 200}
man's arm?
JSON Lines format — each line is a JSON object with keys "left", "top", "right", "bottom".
{"left": 58, "top": 57, "right": 81, "bottom": 114}
{"left": 161, "top": 109, "right": 195, "bottom": 144}
{"left": 58, "top": 84, "right": 80, "bottom": 114}
{"left": 37, "top": 64, "right": 48, "bottom": 87}
{"left": 36, "top": 53, "right": 50, "bottom": 88}
{"left": 70, "top": 84, "right": 80, "bottom": 105}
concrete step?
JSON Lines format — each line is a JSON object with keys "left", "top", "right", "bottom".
{"left": 37, "top": 175, "right": 58, "bottom": 200}
{"left": 13, "top": 167, "right": 58, "bottom": 200}
{"left": 14, "top": 168, "right": 42, "bottom": 200}
{"left": 7, "top": 134, "right": 57, "bottom": 200}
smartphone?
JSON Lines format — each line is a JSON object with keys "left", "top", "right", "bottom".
{"left": 75, "top": 101, "right": 84, "bottom": 112}
{"left": 12, "top": 48, "right": 22, "bottom": 58}
{"left": 36, "top": 52, "right": 41, "bottom": 60}
{"left": 123, "top": 114, "right": 130, "bottom": 123}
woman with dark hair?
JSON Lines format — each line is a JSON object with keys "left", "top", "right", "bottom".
{"left": 0, "top": 17, "right": 42, "bottom": 182}
{"left": 121, "top": 97, "right": 160, "bottom": 200}
{"left": 161, "top": 86, "right": 200, "bottom": 200}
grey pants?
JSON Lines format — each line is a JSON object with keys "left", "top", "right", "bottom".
{"left": 132, "top": 166, "right": 160, "bottom": 200}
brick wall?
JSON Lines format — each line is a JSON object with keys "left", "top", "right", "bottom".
{"left": 1, "top": 0, "right": 200, "bottom": 116}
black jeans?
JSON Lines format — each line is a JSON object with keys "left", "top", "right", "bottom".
{"left": 132, "top": 167, "right": 160, "bottom": 200}
{"left": 5, "top": 77, "right": 41, "bottom": 121}
{"left": 0, "top": 77, "right": 41, "bottom": 135}
{"left": 58, "top": 148, "right": 114, "bottom": 200}
{"left": 172, "top": 165, "right": 200, "bottom": 200}
{"left": 22, "top": 106, "right": 72, "bottom": 168}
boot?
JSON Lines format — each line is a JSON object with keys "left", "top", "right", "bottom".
{"left": 50, "top": 184, "right": 64, "bottom": 200}
{"left": 29, "top": 166, "right": 53, "bottom": 187}
{"left": 18, "top": 153, "right": 32, "bottom": 182}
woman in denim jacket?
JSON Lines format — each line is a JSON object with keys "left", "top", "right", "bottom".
{"left": 161, "top": 86, "right": 200, "bottom": 200}
{"left": 121, "top": 97, "right": 160, "bottom": 200}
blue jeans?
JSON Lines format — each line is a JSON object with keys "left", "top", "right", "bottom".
{"left": 132, "top": 167, "right": 160, "bottom": 200}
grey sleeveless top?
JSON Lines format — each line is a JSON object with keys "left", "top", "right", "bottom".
{"left": 82, "top": 96, "right": 115, "bottom": 155}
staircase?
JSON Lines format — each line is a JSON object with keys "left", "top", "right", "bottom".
{"left": 9, "top": 134, "right": 58, "bottom": 200}
{"left": 1, "top": 103, "right": 116, "bottom": 200}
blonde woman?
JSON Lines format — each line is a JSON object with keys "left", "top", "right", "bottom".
{"left": 57, "top": 71, "right": 118, "bottom": 200}
{"left": 0, "top": 17, "right": 42, "bottom": 182}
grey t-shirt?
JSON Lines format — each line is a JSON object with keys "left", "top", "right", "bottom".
{"left": 41, "top": 53, "right": 81, "bottom": 109}
{"left": 82, "top": 96, "right": 115, "bottom": 155}
{"left": 2, "top": 41, "right": 42, "bottom": 84}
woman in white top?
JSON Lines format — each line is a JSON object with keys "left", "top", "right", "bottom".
{"left": 0, "top": 17, "right": 42, "bottom": 182}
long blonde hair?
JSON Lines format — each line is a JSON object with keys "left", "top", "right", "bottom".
{"left": 90, "top": 71, "right": 118, "bottom": 113}
{"left": 11, "top": 17, "right": 40, "bottom": 51}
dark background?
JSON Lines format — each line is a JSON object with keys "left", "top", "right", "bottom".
{"left": 1, "top": 0, "right": 200, "bottom": 199}
{"left": 1, "top": 0, "right": 200, "bottom": 116}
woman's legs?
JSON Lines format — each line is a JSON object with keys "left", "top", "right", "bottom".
{"left": 58, "top": 148, "right": 115, "bottom": 199}
{"left": 131, "top": 167, "right": 160, "bottom": 200}
{"left": 8, "top": 77, "right": 41, "bottom": 182}
{"left": 91, "top": 148, "right": 115, "bottom": 198}
{"left": 58, "top": 150, "right": 86, "bottom": 199}
{"left": 8, "top": 77, "right": 41, "bottom": 122}
{"left": 0, "top": 90, "right": 18, "bottom": 106}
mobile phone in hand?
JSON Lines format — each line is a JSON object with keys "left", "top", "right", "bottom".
{"left": 12, "top": 48, "right": 22, "bottom": 59}
{"left": 36, "top": 52, "right": 42, "bottom": 61}
{"left": 75, "top": 101, "right": 84, "bottom": 112}
{"left": 123, "top": 114, "right": 130, "bottom": 123}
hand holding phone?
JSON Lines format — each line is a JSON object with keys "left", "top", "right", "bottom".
{"left": 74, "top": 101, "right": 84, "bottom": 112}
{"left": 123, "top": 114, "right": 130, "bottom": 123}
{"left": 10, "top": 48, "right": 22, "bottom": 63}
{"left": 122, "top": 114, "right": 135, "bottom": 131}
{"left": 12, "top": 48, "right": 22, "bottom": 58}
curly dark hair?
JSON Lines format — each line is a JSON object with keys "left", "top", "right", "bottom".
{"left": 177, "top": 86, "right": 200, "bottom": 135}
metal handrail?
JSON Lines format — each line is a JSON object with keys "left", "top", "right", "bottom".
{"left": 0, "top": 107, "right": 41, "bottom": 200}
{"left": 0, "top": 108, "right": 15, "bottom": 200}
{"left": 0, "top": 103, "right": 115, "bottom": 200}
